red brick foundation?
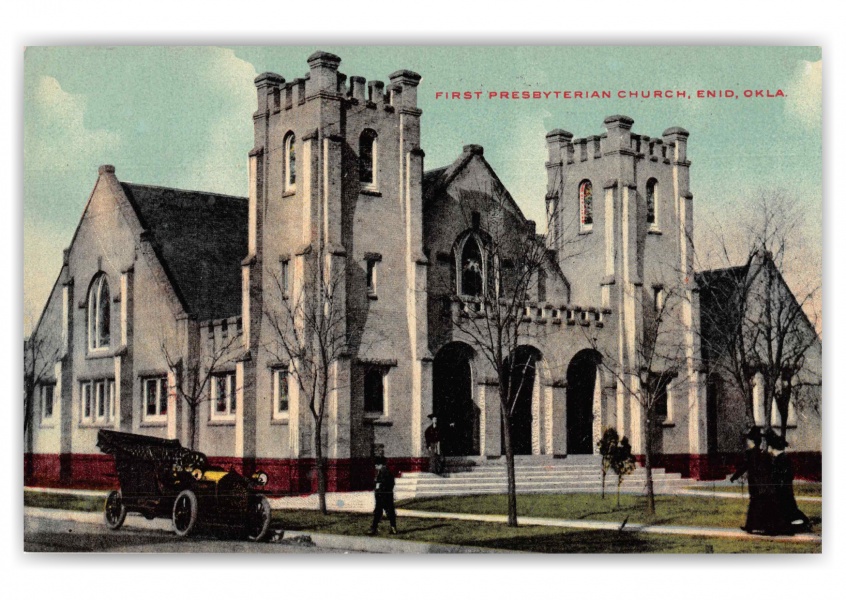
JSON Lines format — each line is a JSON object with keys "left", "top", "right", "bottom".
{"left": 27, "top": 452, "right": 819, "bottom": 490}
{"left": 24, "top": 453, "right": 430, "bottom": 494}
{"left": 635, "top": 452, "right": 822, "bottom": 482}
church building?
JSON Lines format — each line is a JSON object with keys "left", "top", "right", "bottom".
{"left": 24, "top": 51, "right": 821, "bottom": 493}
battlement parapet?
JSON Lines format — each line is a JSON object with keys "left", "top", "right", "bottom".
{"left": 200, "top": 316, "right": 243, "bottom": 352}
{"left": 450, "top": 299, "right": 611, "bottom": 330}
{"left": 255, "top": 51, "right": 422, "bottom": 115}
{"left": 545, "top": 116, "right": 691, "bottom": 166}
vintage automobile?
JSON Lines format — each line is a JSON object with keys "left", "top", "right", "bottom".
{"left": 97, "top": 429, "right": 272, "bottom": 541}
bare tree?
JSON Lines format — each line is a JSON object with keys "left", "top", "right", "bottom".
{"left": 161, "top": 323, "right": 244, "bottom": 450}
{"left": 698, "top": 192, "right": 821, "bottom": 442}
{"left": 436, "top": 179, "right": 576, "bottom": 527}
{"left": 583, "top": 280, "right": 691, "bottom": 515}
{"left": 24, "top": 334, "right": 60, "bottom": 435}
{"left": 264, "top": 246, "right": 348, "bottom": 515}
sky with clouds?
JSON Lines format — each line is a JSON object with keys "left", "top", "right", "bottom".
{"left": 23, "top": 46, "right": 822, "bottom": 333}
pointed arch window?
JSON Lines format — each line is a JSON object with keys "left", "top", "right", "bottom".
{"left": 88, "top": 273, "right": 110, "bottom": 350}
{"left": 284, "top": 132, "right": 296, "bottom": 191}
{"left": 359, "top": 129, "right": 378, "bottom": 189}
{"left": 579, "top": 180, "right": 593, "bottom": 231}
{"left": 646, "top": 178, "right": 658, "bottom": 228}
{"left": 456, "top": 232, "right": 498, "bottom": 299}
{"left": 460, "top": 236, "right": 484, "bottom": 297}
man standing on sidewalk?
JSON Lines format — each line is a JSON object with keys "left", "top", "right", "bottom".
{"left": 368, "top": 458, "right": 397, "bottom": 535}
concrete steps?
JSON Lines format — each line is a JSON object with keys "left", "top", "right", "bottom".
{"left": 393, "top": 455, "right": 694, "bottom": 498}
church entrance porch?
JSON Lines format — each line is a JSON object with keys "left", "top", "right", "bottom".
{"left": 432, "top": 342, "right": 479, "bottom": 456}
{"left": 566, "top": 349, "right": 602, "bottom": 454}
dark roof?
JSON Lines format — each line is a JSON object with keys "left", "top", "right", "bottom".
{"left": 695, "top": 264, "right": 749, "bottom": 286}
{"left": 422, "top": 166, "right": 449, "bottom": 203}
{"left": 121, "top": 183, "right": 248, "bottom": 321}
{"left": 695, "top": 265, "right": 750, "bottom": 366}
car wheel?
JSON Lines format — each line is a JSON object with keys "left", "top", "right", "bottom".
{"left": 104, "top": 490, "right": 127, "bottom": 530}
{"left": 172, "top": 490, "right": 199, "bottom": 537}
{"left": 245, "top": 494, "right": 272, "bottom": 542}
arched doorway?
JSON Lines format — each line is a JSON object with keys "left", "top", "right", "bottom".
{"left": 503, "top": 345, "right": 543, "bottom": 456}
{"left": 432, "top": 342, "right": 479, "bottom": 456}
{"left": 566, "top": 349, "right": 602, "bottom": 454}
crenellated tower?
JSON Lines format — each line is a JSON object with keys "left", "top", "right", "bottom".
{"left": 242, "top": 51, "right": 430, "bottom": 482}
{"left": 545, "top": 116, "right": 703, "bottom": 457}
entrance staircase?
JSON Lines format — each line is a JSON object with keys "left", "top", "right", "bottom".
{"left": 393, "top": 455, "right": 694, "bottom": 499}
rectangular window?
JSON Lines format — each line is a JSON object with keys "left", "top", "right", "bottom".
{"left": 81, "top": 381, "right": 93, "bottom": 423}
{"left": 212, "top": 372, "right": 237, "bottom": 420}
{"left": 272, "top": 368, "right": 290, "bottom": 418}
{"left": 537, "top": 268, "right": 547, "bottom": 303}
{"left": 80, "top": 379, "right": 115, "bottom": 425}
{"left": 109, "top": 380, "right": 116, "bottom": 421}
{"left": 280, "top": 259, "right": 290, "bottom": 297}
{"left": 41, "top": 383, "right": 56, "bottom": 423}
{"left": 366, "top": 260, "right": 378, "bottom": 297}
{"left": 142, "top": 376, "right": 168, "bottom": 423}
{"left": 655, "top": 380, "right": 669, "bottom": 419}
{"left": 654, "top": 287, "right": 665, "bottom": 312}
{"left": 96, "top": 380, "right": 106, "bottom": 419}
{"left": 364, "top": 366, "right": 387, "bottom": 416}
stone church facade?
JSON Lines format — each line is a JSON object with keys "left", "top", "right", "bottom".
{"left": 24, "top": 51, "right": 821, "bottom": 493}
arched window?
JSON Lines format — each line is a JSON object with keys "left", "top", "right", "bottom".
{"left": 579, "top": 180, "right": 593, "bottom": 230}
{"left": 284, "top": 132, "right": 296, "bottom": 191}
{"left": 460, "top": 236, "right": 484, "bottom": 297}
{"left": 646, "top": 178, "right": 657, "bottom": 226}
{"left": 88, "top": 273, "right": 110, "bottom": 350}
{"left": 359, "top": 129, "right": 377, "bottom": 188}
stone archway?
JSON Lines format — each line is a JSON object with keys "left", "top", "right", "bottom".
{"left": 504, "top": 345, "right": 543, "bottom": 456}
{"left": 566, "top": 349, "right": 602, "bottom": 454}
{"left": 432, "top": 342, "right": 479, "bottom": 456}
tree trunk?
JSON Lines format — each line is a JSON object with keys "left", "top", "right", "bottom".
{"left": 601, "top": 469, "right": 606, "bottom": 499}
{"left": 501, "top": 403, "right": 518, "bottom": 527}
{"left": 24, "top": 376, "right": 34, "bottom": 435}
{"left": 24, "top": 377, "right": 34, "bottom": 480}
{"left": 744, "top": 388, "right": 756, "bottom": 429}
{"left": 617, "top": 479, "right": 622, "bottom": 507}
{"left": 314, "top": 416, "right": 328, "bottom": 515}
{"left": 644, "top": 415, "right": 656, "bottom": 515}
{"left": 779, "top": 407, "right": 789, "bottom": 442}
{"left": 188, "top": 402, "right": 197, "bottom": 450}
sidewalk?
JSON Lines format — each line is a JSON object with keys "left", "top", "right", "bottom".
{"left": 396, "top": 509, "right": 821, "bottom": 544}
{"left": 265, "top": 491, "right": 819, "bottom": 544}
{"left": 25, "top": 487, "right": 821, "bottom": 545}
{"left": 676, "top": 488, "right": 822, "bottom": 503}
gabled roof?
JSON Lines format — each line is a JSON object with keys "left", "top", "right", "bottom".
{"left": 695, "top": 264, "right": 750, "bottom": 292}
{"left": 120, "top": 183, "right": 248, "bottom": 321}
{"left": 695, "top": 258, "right": 820, "bottom": 367}
{"left": 422, "top": 145, "right": 530, "bottom": 225}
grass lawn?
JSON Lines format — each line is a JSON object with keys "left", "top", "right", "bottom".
{"left": 24, "top": 491, "right": 105, "bottom": 513}
{"left": 273, "top": 509, "right": 820, "bottom": 554}
{"left": 22, "top": 491, "right": 819, "bottom": 553}
{"left": 689, "top": 482, "right": 822, "bottom": 497}
{"left": 398, "top": 493, "right": 822, "bottom": 534}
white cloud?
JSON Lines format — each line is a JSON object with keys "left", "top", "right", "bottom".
{"left": 24, "top": 76, "right": 124, "bottom": 335}
{"left": 24, "top": 76, "right": 121, "bottom": 172}
{"left": 785, "top": 60, "right": 822, "bottom": 128}
{"left": 180, "top": 48, "right": 258, "bottom": 196}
